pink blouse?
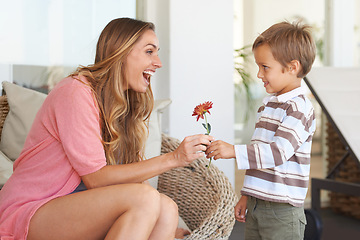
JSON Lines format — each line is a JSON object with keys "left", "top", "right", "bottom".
{"left": 0, "top": 76, "right": 107, "bottom": 239}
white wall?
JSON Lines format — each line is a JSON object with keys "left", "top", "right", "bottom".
{"left": 325, "top": 0, "right": 355, "bottom": 66}
{"left": 143, "top": 0, "right": 236, "bottom": 187}
{"left": 0, "top": 64, "right": 13, "bottom": 94}
{"left": 0, "top": 0, "right": 136, "bottom": 66}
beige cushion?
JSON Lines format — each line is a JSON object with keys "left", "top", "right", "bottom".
{"left": 145, "top": 99, "right": 172, "bottom": 189}
{"left": 0, "top": 150, "right": 13, "bottom": 185}
{"left": 0, "top": 82, "right": 47, "bottom": 161}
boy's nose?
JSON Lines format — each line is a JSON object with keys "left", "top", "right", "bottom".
{"left": 257, "top": 70, "right": 263, "bottom": 79}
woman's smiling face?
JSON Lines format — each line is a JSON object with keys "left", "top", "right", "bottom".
{"left": 124, "top": 29, "right": 162, "bottom": 93}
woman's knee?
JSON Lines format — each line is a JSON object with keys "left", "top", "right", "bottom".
{"left": 128, "top": 184, "right": 162, "bottom": 213}
{"left": 160, "top": 194, "right": 179, "bottom": 223}
{"left": 161, "top": 194, "right": 178, "bottom": 212}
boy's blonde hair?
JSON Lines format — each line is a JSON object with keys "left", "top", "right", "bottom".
{"left": 252, "top": 21, "right": 316, "bottom": 78}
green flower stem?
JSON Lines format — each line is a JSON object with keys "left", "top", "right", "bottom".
{"left": 204, "top": 113, "right": 212, "bottom": 168}
{"left": 204, "top": 113, "right": 210, "bottom": 134}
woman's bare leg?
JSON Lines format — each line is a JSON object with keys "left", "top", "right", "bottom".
{"left": 27, "top": 183, "right": 161, "bottom": 240}
{"left": 148, "top": 193, "right": 179, "bottom": 240}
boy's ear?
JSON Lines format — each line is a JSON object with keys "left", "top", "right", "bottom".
{"left": 288, "top": 60, "right": 301, "bottom": 75}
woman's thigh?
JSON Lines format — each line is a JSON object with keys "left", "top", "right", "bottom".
{"left": 27, "top": 183, "right": 160, "bottom": 240}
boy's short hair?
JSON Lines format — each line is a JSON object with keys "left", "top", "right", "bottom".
{"left": 252, "top": 21, "right": 316, "bottom": 78}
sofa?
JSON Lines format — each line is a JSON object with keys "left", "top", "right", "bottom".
{"left": 0, "top": 81, "right": 238, "bottom": 239}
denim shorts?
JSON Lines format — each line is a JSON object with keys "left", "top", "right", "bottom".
{"left": 245, "top": 196, "right": 307, "bottom": 240}
{"left": 69, "top": 181, "right": 87, "bottom": 194}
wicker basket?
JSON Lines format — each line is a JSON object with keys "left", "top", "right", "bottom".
{"left": 0, "top": 95, "right": 9, "bottom": 189}
{"left": 0, "top": 95, "right": 9, "bottom": 137}
{"left": 159, "top": 134, "right": 238, "bottom": 239}
{"left": 326, "top": 122, "right": 360, "bottom": 219}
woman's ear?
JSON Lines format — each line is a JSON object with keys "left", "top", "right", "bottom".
{"left": 288, "top": 60, "right": 301, "bottom": 75}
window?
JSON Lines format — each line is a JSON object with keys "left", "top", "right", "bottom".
{"left": 0, "top": 0, "right": 136, "bottom": 92}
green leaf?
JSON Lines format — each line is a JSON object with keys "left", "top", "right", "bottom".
{"left": 202, "top": 123, "right": 211, "bottom": 134}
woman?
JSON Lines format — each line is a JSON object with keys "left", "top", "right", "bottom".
{"left": 0, "top": 18, "right": 213, "bottom": 240}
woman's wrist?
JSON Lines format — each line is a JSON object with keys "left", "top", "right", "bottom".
{"left": 164, "top": 151, "right": 183, "bottom": 168}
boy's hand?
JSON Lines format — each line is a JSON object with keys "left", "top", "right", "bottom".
{"left": 205, "top": 140, "right": 235, "bottom": 160}
{"left": 234, "top": 195, "right": 248, "bottom": 222}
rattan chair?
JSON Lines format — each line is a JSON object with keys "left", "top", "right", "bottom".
{"left": 0, "top": 95, "right": 9, "bottom": 190}
{"left": 0, "top": 95, "right": 8, "bottom": 138}
{"left": 159, "top": 134, "right": 238, "bottom": 239}
{"left": 0, "top": 95, "right": 238, "bottom": 239}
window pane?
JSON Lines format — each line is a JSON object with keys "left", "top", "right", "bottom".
{"left": 0, "top": 0, "right": 136, "bottom": 92}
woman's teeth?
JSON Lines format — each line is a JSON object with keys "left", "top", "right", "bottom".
{"left": 143, "top": 71, "right": 153, "bottom": 84}
{"left": 143, "top": 70, "right": 154, "bottom": 76}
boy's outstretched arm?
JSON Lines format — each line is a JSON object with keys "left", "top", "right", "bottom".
{"left": 234, "top": 195, "right": 248, "bottom": 222}
{"left": 205, "top": 140, "right": 235, "bottom": 160}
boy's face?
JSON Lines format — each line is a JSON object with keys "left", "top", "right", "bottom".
{"left": 254, "top": 44, "right": 300, "bottom": 95}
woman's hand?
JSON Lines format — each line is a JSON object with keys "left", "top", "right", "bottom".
{"left": 171, "top": 134, "right": 214, "bottom": 167}
{"left": 234, "top": 195, "right": 248, "bottom": 222}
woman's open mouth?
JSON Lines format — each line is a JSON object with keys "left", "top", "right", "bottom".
{"left": 143, "top": 70, "right": 154, "bottom": 85}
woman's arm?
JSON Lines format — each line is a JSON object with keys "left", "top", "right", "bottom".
{"left": 82, "top": 134, "right": 214, "bottom": 189}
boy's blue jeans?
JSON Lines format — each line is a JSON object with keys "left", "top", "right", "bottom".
{"left": 245, "top": 196, "right": 306, "bottom": 240}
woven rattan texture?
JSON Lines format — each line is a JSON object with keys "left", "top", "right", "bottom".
{"left": 159, "top": 134, "right": 238, "bottom": 240}
{"left": 326, "top": 122, "right": 360, "bottom": 219}
{"left": 0, "top": 95, "right": 9, "bottom": 137}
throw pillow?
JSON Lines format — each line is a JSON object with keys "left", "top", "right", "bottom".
{"left": 0, "top": 150, "right": 13, "bottom": 186}
{"left": 145, "top": 99, "right": 172, "bottom": 189}
{"left": 0, "top": 82, "right": 47, "bottom": 161}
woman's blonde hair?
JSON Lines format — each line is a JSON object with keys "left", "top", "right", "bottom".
{"left": 252, "top": 21, "right": 316, "bottom": 78}
{"left": 71, "top": 18, "right": 155, "bottom": 165}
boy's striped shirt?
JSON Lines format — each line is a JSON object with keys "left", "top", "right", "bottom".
{"left": 235, "top": 87, "right": 316, "bottom": 207}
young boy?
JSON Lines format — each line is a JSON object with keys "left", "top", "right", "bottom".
{"left": 206, "top": 21, "right": 316, "bottom": 240}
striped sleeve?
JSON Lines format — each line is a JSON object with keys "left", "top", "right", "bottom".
{"left": 235, "top": 99, "right": 316, "bottom": 170}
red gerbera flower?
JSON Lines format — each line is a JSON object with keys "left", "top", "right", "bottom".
{"left": 192, "top": 101, "right": 213, "bottom": 121}
{"left": 192, "top": 101, "right": 214, "bottom": 168}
